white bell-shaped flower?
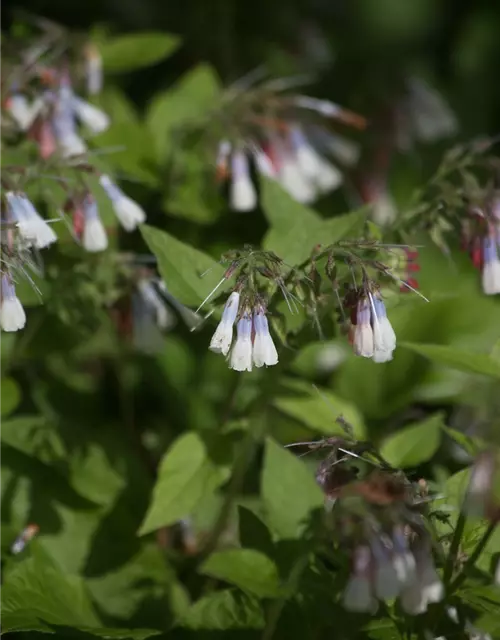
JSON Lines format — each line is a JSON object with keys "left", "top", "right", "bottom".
{"left": 278, "top": 154, "right": 316, "bottom": 203}
{"left": 343, "top": 546, "right": 376, "bottom": 613}
{"left": 229, "top": 311, "right": 253, "bottom": 372}
{"left": 1, "top": 275, "right": 26, "bottom": 332}
{"left": 99, "top": 174, "right": 146, "bottom": 231}
{"left": 371, "top": 537, "right": 401, "bottom": 601}
{"left": 353, "top": 299, "right": 374, "bottom": 358}
{"left": 7, "top": 94, "right": 35, "bottom": 131}
{"left": 58, "top": 132, "right": 87, "bottom": 157}
{"left": 82, "top": 198, "right": 108, "bottom": 252}
{"left": 229, "top": 151, "right": 257, "bottom": 212}
{"left": 72, "top": 97, "right": 110, "bottom": 134}
{"left": 253, "top": 147, "right": 277, "bottom": 178}
{"left": 252, "top": 307, "right": 278, "bottom": 367}
{"left": 209, "top": 291, "right": 240, "bottom": 355}
{"left": 482, "top": 235, "right": 500, "bottom": 295}
{"left": 372, "top": 191, "right": 397, "bottom": 226}
{"left": 290, "top": 125, "right": 342, "bottom": 193}
{"left": 6, "top": 192, "right": 57, "bottom": 249}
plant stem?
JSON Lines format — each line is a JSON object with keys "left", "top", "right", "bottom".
{"left": 443, "top": 512, "right": 466, "bottom": 585}
{"left": 449, "top": 521, "right": 498, "bottom": 593}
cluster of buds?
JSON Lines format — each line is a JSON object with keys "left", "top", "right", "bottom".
{"left": 387, "top": 247, "right": 420, "bottom": 293}
{"left": 460, "top": 204, "right": 500, "bottom": 295}
{"left": 211, "top": 76, "right": 364, "bottom": 211}
{"left": 345, "top": 289, "right": 397, "bottom": 363}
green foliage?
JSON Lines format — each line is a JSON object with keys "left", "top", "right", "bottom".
{"left": 99, "top": 32, "right": 180, "bottom": 72}
{"left": 379, "top": 413, "right": 443, "bottom": 467}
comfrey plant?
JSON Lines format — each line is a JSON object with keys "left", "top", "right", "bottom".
{"left": 196, "top": 238, "right": 414, "bottom": 372}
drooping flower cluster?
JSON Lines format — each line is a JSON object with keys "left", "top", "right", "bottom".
{"left": 343, "top": 530, "right": 443, "bottom": 615}
{"left": 209, "top": 292, "right": 279, "bottom": 372}
{"left": 212, "top": 77, "right": 364, "bottom": 211}
{"left": 347, "top": 292, "right": 397, "bottom": 362}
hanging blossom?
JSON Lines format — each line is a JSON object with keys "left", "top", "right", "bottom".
{"left": 209, "top": 291, "right": 278, "bottom": 372}
{"left": 342, "top": 530, "right": 443, "bottom": 614}
{"left": 461, "top": 208, "right": 500, "bottom": 296}
{"left": 99, "top": 175, "right": 146, "bottom": 231}
{"left": 5, "top": 191, "right": 57, "bottom": 250}
{"left": 211, "top": 80, "right": 364, "bottom": 210}
{"left": 0, "top": 273, "right": 26, "bottom": 332}
{"left": 348, "top": 292, "right": 397, "bottom": 363}
{"left": 82, "top": 195, "right": 108, "bottom": 253}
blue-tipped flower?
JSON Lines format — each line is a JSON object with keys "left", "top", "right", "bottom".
{"left": 481, "top": 233, "right": 500, "bottom": 295}
{"left": 209, "top": 291, "right": 240, "bottom": 355}
{"left": 6, "top": 191, "right": 57, "bottom": 249}
{"left": 1, "top": 274, "right": 26, "bottom": 332}
{"left": 252, "top": 305, "right": 278, "bottom": 367}
{"left": 82, "top": 197, "right": 107, "bottom": 252}
{"left": 352, "top": 294, "right": 396, "bottom": 363}
{"left": 229, "top": 309, "right": 253, "bottom": 372}
{"left": 99, "top": 174, "right": 146, "bottom": 231}
{"left": 230, "top": 150, "right": 257, "bottom": 212}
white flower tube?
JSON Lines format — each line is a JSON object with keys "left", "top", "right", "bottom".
{"left": 278, "top": 153, "right": 316, "bottom": 203}
{"left": 229, "top": 311, "right": 253, "bottom": 372}
{"left": 343, "top": 546, "right": 377, "bottom": 613}
{"left": 72, "top": 97, "right": 110, "bottom": 134}
{"left": 6, "top": 94, "right": 36, "bottom": 131}
{"left": 482, "top": 235, "right": 500, "bottom": 295}
{"left": 370, "top": 293, "right": 396, "bottom": 362}
{"left": 289, "top": 125, "right": 342, "bottom": 193}
{"left": 229, "top": 151, "right": 257, "bottom": 212}
{"left": 252, "top": 307, "right": 278, "bottom": 367}
{"left": 1, "top": 274, "right": 26, "bottom": 332}
{"left": 6, "top": 192, "right": 57, "bottom": 249}
{"left": 209, "top": 291, "right": 240, "bottom": 355}
{"left": 353, "top": 299, "right": 374, "bottom": 358}
{"left": 82, "top": 198, "right": 108, "bottom": 252}
{"left": 99, "top": 174, "right": 146, "bottom": 231}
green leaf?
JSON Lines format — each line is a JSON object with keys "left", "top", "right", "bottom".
{"left": 179, "top": 589, "right": 265, "bottom": 630}
{"left": 401, "top": 342, "right": 500, "bottom": 379}
{"left": 146, "top": 64, "right": 221, "bottom": 160}
{"left": 272, "top": 379, "right": 366, "bottom": 439}
{"left": 261, "top": 179, "right": 366, "bottom": 265}
{"left": 238, "top": 506, "right": 274, "bottom": 556}
{"left": 1, "top": 551, "right": 100, "bottom": 633}
{"left": 379, "top": 413, "right": 443, "bottom": 468}
{"left": 261, "top": 438, "right": 324, "bottom": 539}
{"left": 1, "top": 377, "right": 21, "bottom": 417}
{"left": 140, "top": 224, "right": 225, "bottom": 306}
{"left": 199, "top": 549, "right": 282, "bottom": 598}
{"left": 138, "top": 432, "right": 228, "bottom": 535}
{"left": 100, "top": 32, "right": 180, "bottom": 72}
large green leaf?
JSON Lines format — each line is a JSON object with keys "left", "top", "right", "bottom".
{"left": 261, "top": 438, "right": 324, "bottom": 539}
{"left": 401, "top": 342, "right": 500, "bottom": 379}
{"left": 1, "top": 551, "right": 100, "bottom": 633}
{"left": 272, "top": 379, "right": 366, "bottom": 439}
{"left": 138, "top": 432, "right": 228, "bottom": 535}
{"left": 140, "top": 225, "right": 225, "bottom": 306}
{"left": 199, "top": 549, "right": 282, "bottom": 598}
{"left": 261, "top": 179, "right": 366, "bottom": 265}
{"left": 179, "top": 589, "right": 265, "bottom": 630}
{"left": 146, "top": 64, "right": 221, "bottom": 160}
{"left": 379, "top": 413, "right": 443, "bottom": 468}
{"left": 100, "top": 32, "right": 180, "bottom": 72}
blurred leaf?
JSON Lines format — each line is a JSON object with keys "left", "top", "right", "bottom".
{"left": 146, "top": 64, "right": 221, "bottom": 160}
{"left": 138, "top": 432, "right": 228, "bottom": 535}
{"left": 140, "top": 225, "right": 225, "bottom": 306}
{"left": 261, "top": 180, "right": 366, "bottom": 265}
{"left": 442, "top": 426, "right": 483, "bottom": 457}
{"left": 100, "top": 32, "right": 180, "bottom": 72}
{"left": 272, "top": 379, "right": 366, "bottom": 439}
{"left": 238, "top": 506, "right": 274, "bottom": 556}
{"left": 1, "top": 377, "right": 21, "bottom": 417}
{"left": 1, "top": 550, "right": 100, "bottom": 632}
{"left": 261, "top": 438, "right": 323, "bottom": 539}
{"left": 379, "top": 413, "right": 443, "bottom": 468}
{"left": 199, "top": 549, "right": 282, "bottom": 598}
{"left": 179, "top": 589, "right": 265, "bottom": 630}
{"left": 401, "top": 342, "right": 500, "bottom": 379}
